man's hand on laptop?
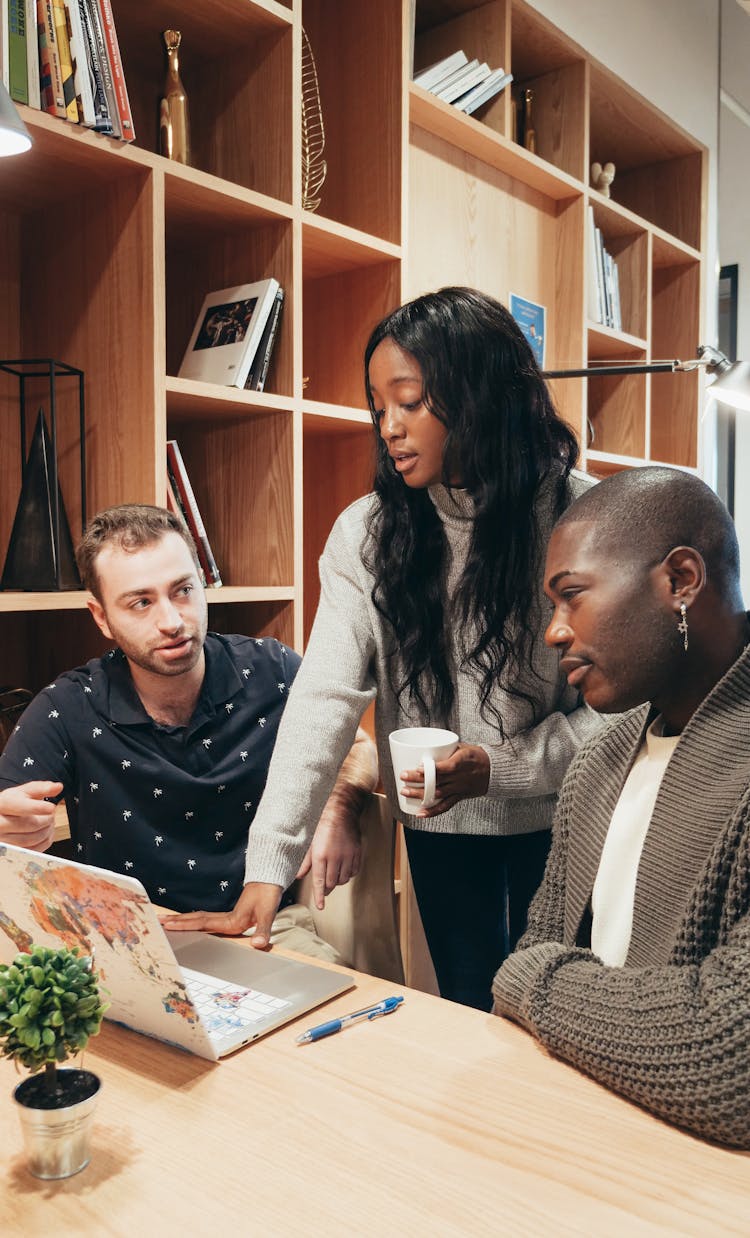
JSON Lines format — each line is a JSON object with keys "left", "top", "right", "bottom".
{"left": 161, "top": 881, "right": 284, "bottom": 948}
{"left": 0, "top": 781, "right": 63, "bottom": 850}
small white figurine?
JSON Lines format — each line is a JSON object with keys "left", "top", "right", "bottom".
{"left": 590, "top": 160, "right": 616, "bottom": 198}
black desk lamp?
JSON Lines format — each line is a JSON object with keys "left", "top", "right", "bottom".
{"left": 543, "top": 345, "right": 750, "bottom": 414}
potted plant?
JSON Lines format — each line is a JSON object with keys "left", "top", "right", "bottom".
{"left": 0, "top": 944, "right": 107, "bottom": 1179}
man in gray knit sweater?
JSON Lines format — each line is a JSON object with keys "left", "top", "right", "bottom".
{"left": 493, "top": 465, "right": 750, "bottom": 1148}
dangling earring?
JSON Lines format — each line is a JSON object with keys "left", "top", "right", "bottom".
{"left": 677, "top": 602, "right": 689, "bottom": 652}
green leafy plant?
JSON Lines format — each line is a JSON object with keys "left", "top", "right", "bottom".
{"left": 0, "top": 946, "right": 106, "bottom": 1092}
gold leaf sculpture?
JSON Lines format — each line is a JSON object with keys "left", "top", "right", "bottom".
{"left": 301, "top": 27, "right": 327, "bottom": 212}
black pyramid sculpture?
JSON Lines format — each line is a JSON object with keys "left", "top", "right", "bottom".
{"left": 1, "top": 409, "right": 81, "bottom": 590}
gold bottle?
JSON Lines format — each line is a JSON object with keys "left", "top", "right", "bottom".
{"left": 160, "top": 30, "right": 191, "bottom": 165}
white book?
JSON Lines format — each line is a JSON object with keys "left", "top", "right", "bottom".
{"left": 179, "top": 278, "right": 281, "bottom": 390}
{"left": 65, "top": 0, "right": 96, "bottom": 126}
{"left": 1, "top": 1, "right": 9, "bottom": 90}
{"left": 413, "top": 49, "right": 467, "bottom": 92}
{"left": 440, "top": 60, "right": 495, "bottom": 103}
{"left": 586, "top": 206, "right": 601, "bottom": 324}
{"left": 456, "top": 68, "right": 512, "bottom": 114}
{"left": 432, "top": 57, "right": 479, "bottom": 98}
{"left": 24, "top": 0, "right": 40, "bottom": 106}
{"left": 611, "top": 258, "right": 622, "bottom": 332}
{"left": 603, "top": 248, "right": 615, "bottom": 328}
{"left": 594, "top": 227, "right": 606, "bottom": 326}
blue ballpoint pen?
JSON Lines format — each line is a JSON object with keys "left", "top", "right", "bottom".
{"left": 295, "top": 995, "right": 404, "bottom": 1044}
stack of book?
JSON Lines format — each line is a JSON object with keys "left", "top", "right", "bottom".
{"left": 179, "top": 277, "right": 284, "bottom": 393}
{"left": 166, "top": 439, "right": 222, "bottom": 589}
{"left": 1, "top": 0, "right": 135, "bottom": 141}
{"left": 413, "top": 50, "right": 512, "bottom": 116}
{"left": 587, "top": 207, "right": 622, "bottom": 332}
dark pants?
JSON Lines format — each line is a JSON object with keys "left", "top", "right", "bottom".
{"left": 403, "top": 828, "right": 551, "bottom": 1012}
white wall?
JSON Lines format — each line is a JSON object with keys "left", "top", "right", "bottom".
{"left": 719, "top": 0, "right": 750, "bottom": 601}
{"left": 526, "top": 0, "right": 719, "bottom": 150}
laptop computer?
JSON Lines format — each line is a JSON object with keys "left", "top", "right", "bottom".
{"left": 0, "top": 842, "right": 354, "bottom": 1061}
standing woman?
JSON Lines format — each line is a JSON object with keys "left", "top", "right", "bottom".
{"left": 170, "top": 287, "right": 602, "bottom": 1011}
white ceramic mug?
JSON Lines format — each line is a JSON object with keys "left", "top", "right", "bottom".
{"left": 388, "top": 727, "right": 459, "bottom": 816}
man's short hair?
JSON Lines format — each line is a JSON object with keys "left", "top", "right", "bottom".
{"left": 557, "top": 466, "right": 741, "bottom": 597}
{"left": 76, "top": 505, "right": 200, "bottom": 600}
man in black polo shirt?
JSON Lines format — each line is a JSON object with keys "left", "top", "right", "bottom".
{"left": 0, "top": 505, "right": 376, "bottom": 923}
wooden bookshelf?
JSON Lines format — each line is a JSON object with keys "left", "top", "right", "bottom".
{"left": 0, "top": 0, "right": 705, "bottom": 986}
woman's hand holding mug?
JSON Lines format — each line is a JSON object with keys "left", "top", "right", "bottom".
{"left": 388, "top": 728, "right": 490, "bottom": 817}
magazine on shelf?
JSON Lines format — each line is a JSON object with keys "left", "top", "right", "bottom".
{"left": 179, "top": 278, "right": 281, "bottom": 390}
{"left": 436, "top": 60, "right": 490, "bottom": 105}
{"left": 456, "top": 68, "right": 513, "bottom": 115}
{"left": 166, "top": 440, "right": 222, "bottom": 588}
{"left": 245, "top": 285, "right": 285, "bottom": 392}
{"left": 64, "top": 0, "right": 96, "bottom": 126}
{"left": 23, "top": 0, "right": 40, "bottom": 106}
{"left": 52, "top": 0, "right": 79, "bottom": 121}
{"left": 97, "top": 0, "right": 134, "bottom": 140}
{"left": 7, "top": 0, "right": 28, "bottom": 104}
{"left": 431, "top": 57, "right": 479, "bottom": 98}
{"left": 412, "top": 49, "right": 466, "bottom": 92}
{"left": 77, "top": 0, "right": 113, "bottom": 132}
{"left": 509, "top": 293, "right": 546, "bottom": 369}
{"left": 38, "top": 0, "right": 66, "bottom": 117}
{"left": 165, "top": 472, "right": 207, "bottom": 588}
{"left": 82, "top": 0, "right": 119, "bottom": 136}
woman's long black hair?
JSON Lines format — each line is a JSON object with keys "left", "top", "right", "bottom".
{"left": 363, "top": 286, "right": 579, "bottom": 735}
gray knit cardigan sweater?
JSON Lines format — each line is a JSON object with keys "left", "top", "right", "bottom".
{"left": 245, "top": 474, "right": 601, "bottom": 891}
{"left": 492, "top": 641, "right": 750, "bottom": 1148}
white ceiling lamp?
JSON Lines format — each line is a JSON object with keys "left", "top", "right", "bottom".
{"left": 0, "top": 82, "right": 32, "bottom": 156}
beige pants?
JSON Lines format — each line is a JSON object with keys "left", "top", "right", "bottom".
{"left": 268, "top": 902, "right": 342, "bottom": 965}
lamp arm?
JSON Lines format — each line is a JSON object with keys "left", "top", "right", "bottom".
{"left": 543, "top": 346, "right": 732, "bottom": 381}
{"left": 542, "top": 361, "right": 679, "bottom": 379}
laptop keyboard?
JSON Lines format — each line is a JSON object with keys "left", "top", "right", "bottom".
{"left": 182, "top": 966, "right": 292, "bottom": 1043}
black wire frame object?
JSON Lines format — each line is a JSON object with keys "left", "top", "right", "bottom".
{"left": 0, "top": 358, "right": 87, "bottom": 589}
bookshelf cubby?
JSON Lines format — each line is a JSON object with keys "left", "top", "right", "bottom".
{"left": 0, "top": 0, "right": 706, "bottom": 984}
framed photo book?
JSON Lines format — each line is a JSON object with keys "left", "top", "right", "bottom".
{"left": 178, "top": 278, "right": 281, "bottom": 389}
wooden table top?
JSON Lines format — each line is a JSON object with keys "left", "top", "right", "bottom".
{"left": 1, "top": 959, "right": 748, "bottom": 1236}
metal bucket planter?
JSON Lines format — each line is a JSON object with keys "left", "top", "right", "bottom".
{"left": 13, "top": 1068, "right": 101, "bottom": 1180}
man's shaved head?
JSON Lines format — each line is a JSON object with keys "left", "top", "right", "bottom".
{"left": 557, "top": 466, "right": 741, "bottom": 601}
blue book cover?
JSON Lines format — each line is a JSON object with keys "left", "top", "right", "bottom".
{"left": 509, "top": 293, "right": 546, "bottom": 369}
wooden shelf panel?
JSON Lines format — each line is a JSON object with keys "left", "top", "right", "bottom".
{"left": 652, "top": 229, "right": 701, "bottom": 270}
{"left": 0, "top": 591, "right": 90, "bottom": 613}
{"left": 587, "top": 450, "right": 699, "bottom": 476}
{"left": 301, "top": 401, "right": 372, "bottom": 428}
{"left": 587, "top": 324, "right": 647, "bottom": 359}
{"left": 206, "top": 586, "right": 294, "bottom": 604}
{"left": 303, "top": 261, "right": 401, "bottom": 408}
{"left": 589, "top": 191, "right": 647, "bottom": 239}
{"left": 409, "top": 85, "right": 582, "bottom": 200}
{"left": 1, "top": 108, "right": 150, "bottom": 213}
{"left": 167, "top": 378, "right": 292, "bottom": 422}
{"left": 0, "top": 586, "right": 294, "bottom": 614}
{"left": 302, "top": 216, "right": 401, "bottom": 280}
{"left": 164, "top": 166, "right": 292, "bottom": 245}
{"left": 303, "top": 418, "right": 376, "bottom": 639}
{"left": 113, "top": 0, "right": 291, "bottom": 56}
